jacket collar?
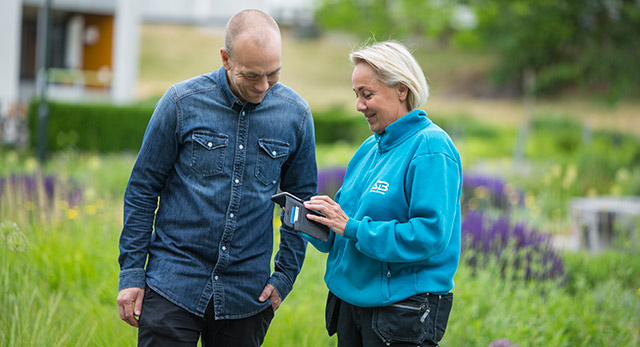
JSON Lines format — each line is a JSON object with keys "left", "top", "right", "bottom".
{"left": 374, "top": 109, "right": 431, "bottom": 152}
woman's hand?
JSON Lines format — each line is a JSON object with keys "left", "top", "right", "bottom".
{"left": 304, "top": 195, "right": 349, "bottom": 236}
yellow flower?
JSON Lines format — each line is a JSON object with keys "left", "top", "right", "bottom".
{"left": 88, "top": 155, "right": 102, "bottom": 170}
{"left": 474, "top": 186, "right": 488, "bottom": 199}
{"left": 616, "top": 168, "right": 630, "bottom": 182}
{"left": 562, "top": 165, "right": 577, "bottom": 189}
{"left": 24, "top": 157, "right": 38, "bottom": 172}
{"left": 525, "top": 193, "right": 536, "bottom": 208}
{"left": 84, "top": 205, "right": 97, "bottom": 216}
{"left": 636, "top": 288, "right": 640, "bottom": 296}
{"left": 66, "top": 208, "right": 80, "bottom": 220}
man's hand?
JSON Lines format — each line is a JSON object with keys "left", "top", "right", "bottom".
{"left": 258, "top": 284, "right": 282, "bottom": 311}
{"left": 117, "top": 287, "right": 145, "bottom": 327}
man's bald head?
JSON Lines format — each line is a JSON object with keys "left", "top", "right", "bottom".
{"left": 224, "top": 9, "right": 281, "bottom": 58}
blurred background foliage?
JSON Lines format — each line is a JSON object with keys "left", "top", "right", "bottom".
{"left": 315, "top": 0, "right": 640, "bottom": 101}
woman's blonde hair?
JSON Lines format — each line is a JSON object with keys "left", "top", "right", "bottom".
{"left": 350, "top": 41, "right": 429, "bottom": 110}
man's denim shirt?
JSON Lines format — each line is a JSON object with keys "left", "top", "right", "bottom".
{"left": 118, "top": 66, "right": 318, "bottom": 319}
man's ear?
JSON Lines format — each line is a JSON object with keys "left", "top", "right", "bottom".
{"left": 221, "top": 48, "right": 231, "bottom": 70}
{"left": 397, "top": 83, "right": 408, "bottom": 101}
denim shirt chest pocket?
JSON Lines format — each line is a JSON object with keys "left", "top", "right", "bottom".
{"left": 191, "top": 132, "right": 228, "bottom": 176}
{"left": 256, "top": 139, "right": 289, "bottom": 185}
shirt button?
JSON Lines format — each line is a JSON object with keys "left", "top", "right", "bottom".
{"left": 272, "top": 150, "right": 277, "bottom": 156}
{"left": 272, "top": 180, "right": 276, "bottom": 184}
{"left": 242, "top": 111, "right": 246, "bottom": 116}
{"left": 229, "top": 213, "right": 234, "bottom": 218}
{"left": 239, "top": 144, "right": 244, "bottom": 150}
{"left": 207, "top": 142, "right": 213, "bottom": 148}
{"left": 222, "top": 246, "right": 226, "bottom": 251}
{"left": 234, "top": 179, "right": 239, "bottom": 184}
{"left": 214, "top": 275, "right": 219, "bottom": 280}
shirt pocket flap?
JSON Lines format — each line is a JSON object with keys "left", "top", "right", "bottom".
{"left": 193, "top": 132, "right": 228, "bottom": 150}
{"left": 258, "top": 140, "right": 289, "bottom": 159}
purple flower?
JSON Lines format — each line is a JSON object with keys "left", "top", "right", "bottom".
{"left": 461, "top": 210, "right": 564, "bottom": 280}
{"left": 0, "top": 173, "right": 82, "bottom": 208}
{"left": 317, "top": 167, "right": 346, "bottom": 196}
{"left": 462, "top": 173, "right": 524, "bottom": 212}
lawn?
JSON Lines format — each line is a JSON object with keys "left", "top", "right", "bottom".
{"left": 138, "top": 23, "right": 640, "bottom": 136}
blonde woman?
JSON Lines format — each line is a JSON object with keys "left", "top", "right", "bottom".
{"left": 304, "top": 41, "right": 462, "bottom": 346}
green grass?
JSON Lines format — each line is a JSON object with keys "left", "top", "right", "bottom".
{"left": 2, "top": 197, "right": 639, "bottom": 346}
{"left": 137, "top": 24, "right": 496, "bottom": 112}
{"left": 2, "top": 149, "right": 639, "bottom": 346}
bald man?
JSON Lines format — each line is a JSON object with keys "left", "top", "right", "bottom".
{"left": 117, "top": 9, "right": 318, "bottom": 346}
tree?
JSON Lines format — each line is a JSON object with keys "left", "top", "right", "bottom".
{"left": 472, "top": 0, "right": 640, "bottom": 101}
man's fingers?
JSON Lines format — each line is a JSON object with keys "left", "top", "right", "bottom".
{"left": 117, "top": 288, "right": 144, "bottom": 328}
{"left": 134, "top": 290, "right": 144, "bottom": 316}
{"left": 258, "top": 284, "right": 273, "bottom": 302}
{"left": 117, "top": 297, "right": 136, "bottom": 327}
{"left": 269, "top": 287, "right": 282, "bottom": 311}
{"left": 258, "top": 284, "right": 282, "bottom": 311}
{"left": 124, "top": 300, "right": 139, "bottom": 327}
{"left": 118, "top": 300, "right": 125, "bottom": 321}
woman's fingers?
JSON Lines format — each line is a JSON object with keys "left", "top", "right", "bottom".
{"left": 304, "top": 196, "right": 348, "bottom": 236}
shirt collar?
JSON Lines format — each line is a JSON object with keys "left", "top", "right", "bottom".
{"left": 215, "top": 66, "right": 244, "bottom": 109}
{"left": 214, "top": 66, "right": 267, "bottom": 112}
{"left": 374, "top": 109, "right": 432, "bottom": 152}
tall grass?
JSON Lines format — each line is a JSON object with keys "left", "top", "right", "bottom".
{"left": 1, "top": 148, "right": 639, "bottom": 346}
{"left": 3, "top": 201, "right": 638, "bottom": 346}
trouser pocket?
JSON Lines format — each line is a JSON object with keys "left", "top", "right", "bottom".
{"left": 372, "top": 292, "right": 453, "bottom": 345}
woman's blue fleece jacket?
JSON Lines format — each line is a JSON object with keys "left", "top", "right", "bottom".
{"left": 306, "top": 109, "right": 462, "bottom": 307}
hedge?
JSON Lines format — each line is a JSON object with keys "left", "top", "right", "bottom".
{"left": 26, "top": 101, "right": 371, "bottom": 153}
{"left": 28, "top": 101, "right": 521, "bottom": 154}
{"left": 27, "top": 100, "right": 152, "bottom": 153}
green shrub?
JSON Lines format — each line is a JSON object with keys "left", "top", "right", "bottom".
{"left": 562, "top": 247, "right": 640, "bottom": 294}
{"left": 26, "top": 102, "right": 373, "bottom": 154}
{"left": 526, "top": 116, "right": 583, "bottom": 159}
{"left": 27, "top": 100, "right": 152, "bottom": 153}
{"left": 575, "top": 130, "right": 640, "bottom": 195}
{"left": 312, "top": 108, "right": 371, "bottom": 145}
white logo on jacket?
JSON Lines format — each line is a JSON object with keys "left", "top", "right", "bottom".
{"left": 369, "top": 180, "right": 389, "bottom": 194}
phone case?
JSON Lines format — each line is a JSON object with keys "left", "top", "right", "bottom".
{"left": 271, "top": 192, "right": 330, "bottom": 242}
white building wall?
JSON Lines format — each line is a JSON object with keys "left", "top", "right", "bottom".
{"left": 5, "top": 0, "right": 316, "bottom": 108}
{"left": 112, "top": 0, "right": 141, "bottom": 103}
{"left": 141, "top": 0, "right": 314, "bottom": 25}
{"left": 0, "top": 0, "right": 23, "bottom": 115}
{"left": 23, "top": 0, "right": 115, "bottom": 15}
